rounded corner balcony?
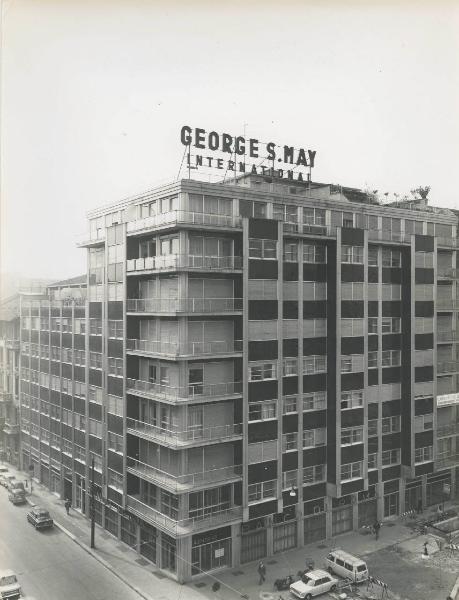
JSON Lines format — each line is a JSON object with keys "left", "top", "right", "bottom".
{"left": 126, "top": 338, "right": 243, "bottom": 360}
{"left": 126, "top": 254, "right": 242, "bottom": 275}
{"left": 126, "top": 210, "right": 243, "bottom": 236}
{"left": 126, "top": 297, "right": 242, "bottom": 315}
{"left": 76, "top": 232, "right": 106, "bottom": 248}
{"left": 126, "top": 378, "right": 243, "bottom": 405}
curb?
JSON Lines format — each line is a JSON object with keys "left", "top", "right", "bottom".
{"left": 25, "top": 495, "right": 154, "bottom": 600}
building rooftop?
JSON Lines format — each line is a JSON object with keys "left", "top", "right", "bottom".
{"left": 48, "top": 274, "right": 86, "bottom": 288}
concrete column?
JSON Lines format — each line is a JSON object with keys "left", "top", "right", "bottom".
{"left": 376, "top": 482, "right": 384, "bottom": 521}
{"left": 176, "top": 535, "right": 192, "bottom": 583}
{"left": 325, "top": 502, "right": 333, "bottom": 538}
{"left": 117, "top": 512, "right": 122, "bottom": 540}
{"left": 399, "top": 478, "right": 406, "bottom": 514}
{"left": 266, "top": 518, "right": 274, "bottom": 557}
{"left": 421, "top": 474, "right": 428, "bottom": 508}
{"left": 451, "top": 466, "right": 457, "bottom": 499}
{"left": 297, "top": 504, "right": 305, "bottom": 548}
{"left": 352, "top": 493, "right": 359, "bottom": 531}
{"left": 136, "top": 521, "right": 141, "bottom": 555}
{"left": 231, "top": 523, "right": 241, "bottom": 568}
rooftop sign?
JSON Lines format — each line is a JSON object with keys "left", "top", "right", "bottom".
{"left": 180, "top": 126, "right": 316, "bottom": 182}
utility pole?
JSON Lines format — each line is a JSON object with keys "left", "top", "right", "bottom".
{"left": 90, "top": 455, "right": 95, "bottom": 549}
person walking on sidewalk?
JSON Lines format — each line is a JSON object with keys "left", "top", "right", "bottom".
{"left": 373, "top": 520, "right": 381, "bottom": 540}
{"left": 257, "top": 561, "right": 266, "bottom": 585}
{"left": 417, "top": 499, "right": 423, "bottom": 514}
{"left": 64, "top": 498, "right": 71, "bottom": 515}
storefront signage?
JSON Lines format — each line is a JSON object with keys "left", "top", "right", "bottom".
{"left": 180, "top": 126, "right": 316, "bottom": 182}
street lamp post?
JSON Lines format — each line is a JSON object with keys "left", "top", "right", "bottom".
{"left": 90, "top": 456, "right": 95, "bottom": 549}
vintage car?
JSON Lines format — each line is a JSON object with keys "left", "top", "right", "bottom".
{"left": 0, "top": 474, "right": 15, "bottom": 489}
{"left": 0, "top": 570, "right": 21, "bottom": 599}
{"left": 290, "top": 569, "right": 339, "bottom": 599}
{"left": 27, "top": 507, "right": 54, "bottom": 530}
{"left": 7, "top": 480, "right": 25, "bottom": 493}
{"left": 8, "top": 488, "right": 27, "bottom": 505}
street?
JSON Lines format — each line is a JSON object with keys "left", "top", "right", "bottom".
{"left": 0, "top": 486, "right": 141, "bottom": 600}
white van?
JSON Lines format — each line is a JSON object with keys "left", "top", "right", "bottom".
{"left": 325, "top": 549, "right": 368, "bottom": 582}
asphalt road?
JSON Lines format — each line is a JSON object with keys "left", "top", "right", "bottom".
{"left": 0, "top": 486, "right": 141, "bottom": 600}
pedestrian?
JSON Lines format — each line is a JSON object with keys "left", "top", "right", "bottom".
{"left": 423, "top": 541, "right": 429, "bottom": 556}
{"left": 417, "top": 499, "right": 423, "bottom": 514}
{"left": 64, "top": 498, "right": 71, "bottom": 515}
{"left": 257, "top": 560, "right": 266, "bottom": 585}
{"left": 373, "top": 520, "right": 381, "bottom": 540}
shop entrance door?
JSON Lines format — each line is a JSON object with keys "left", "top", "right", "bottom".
{"left": 75, "top": 474, "right": 86, "bottom": 513}
{"left": 384, "top": 492, "right": 399, "bottom": 517}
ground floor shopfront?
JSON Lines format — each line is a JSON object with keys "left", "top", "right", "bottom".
{"left": 17, "top": 452, "right": 459, "bottom": 583}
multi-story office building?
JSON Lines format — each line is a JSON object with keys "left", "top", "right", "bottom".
{"left": 10, "top": 174, "right": 459, "bottom": 582}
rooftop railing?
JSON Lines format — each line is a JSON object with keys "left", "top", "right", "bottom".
{"left": 126, "top": 378, "right": 242, "bottom": 403}
{"left": 126, "top": 254, "right": 243, "bottom": 273}
{"left": 126, "top": 210, "right": 243, "bottom": 234}
{"left": 126, "top": 457, "right": 242, "bottom": 492}
{"left": 126, "top": 297, "right": 242, "bottom": 313}
{"left": 126, "top": 338, "right": 242, "bottom": 357}
{"left": 126, "top": 418, "right": 242, "bottom": 447}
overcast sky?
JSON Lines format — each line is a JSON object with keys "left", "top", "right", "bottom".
{"left": 1, "top": 0, "right": 459, "bottom": 281}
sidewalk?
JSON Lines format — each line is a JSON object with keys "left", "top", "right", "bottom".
{"left": 4, "top": 463, "right": 450, "bottom": 600}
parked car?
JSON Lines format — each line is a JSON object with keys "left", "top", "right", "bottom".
{"left": 8, "top": 488, "right": 26, "bottom": 506}
{"left": 325, "top": 549, "right": 368, "bottom": 582}
{"left": 27, "top": 507, "right": 54, "bottom": 530}
{"left": 290, "top": 569, "right": 338, "bottom": 599}
{"left": 0, "top": 474, "right": 15, "bottom": 489}
{"left": 0, "top": 465, "right": 8, "bottom": 474}
{"left": 0, "top": 570, "right": 21, "bottom": 599}
{"left": 7, "top": 481, "right": 25, "bottom": 493}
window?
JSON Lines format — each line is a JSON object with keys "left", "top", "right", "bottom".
{"left": 108, "top": 395, "right": 123, "bottom": 416}
{"left": 248, "top": 440, "right": 278, "bottom": 463}
{"left": 303, "top": 464, "right": 325, "bottom": 485}
{"left": 382, "top": 248, "right": 401, "bottom": 267}
{"left": 62, "top": 409, "right": 73, "bottom": 426}
{"left": 89, "top": 319, "right": 102, "bottom": 335}
{"left": 303, "top": 355, "right": 327, "bottom": 375}
{"left": 303, "top": 244, "right": 326, "bottom": 263}
{"left": 368, "top": 453, "right": 377, "bottom": 470}
{"left": 74, "top": 413, "right": 85, "bottom": 431}
{"left": 303, "top": 207, "right": 326, "bottom": 226}
{"left": 89, "top": 386, "right": 103, "bottom": 405}
{"left": 341, "top": 283, "right": 364, "bottom": 301}
{"left": 341, "top": 461, "right": 362, "bottom": 481}
{"left": 283, "top": 241, "right": 298, "bottom": 262}
{"left": 108, "top": 432, "right": 123, "bottom": 454}
{"left": 107, "top": 470, "right": 123, "bottom": 492}
{"left": 62, "top": 439, "right": 72, "bottom": 456}
{"left": 368, "top": 420, "right": 378, "bottom": 436}
{"left": 415, "top": 445, "right": 433, "bottom": 464}
{"left": 74, "top": 445, "right": 85, "bottom": 462}
{"left": 303, "top": 428, "right": 326, "bottom": 448}
{"left": 341, "top": 319, "right": 364, "bottom": 337}
{"left": 283, "top": 396, "right": 297, "bottom": 414}
{"left": 415, "top": 317, "right": 434, "bottom": 334}
{"left": 341, "top": 246, "right": 364, "bottom": 264}
{"left": 303, "top": 391, "right": 327, "bottom": 411}
{"left": 74, "top": 350, "right": 86, "bottom": 366}
{"left": 414, "top": 414, "right": 433, "bottom": 432}
{"left": 382, "top": 350, "right": 400, "bottom": 367}
{"left": 74, "top": 381, "right": 86, "bottom": 398}
{"left": 248, "top": 400, "right": 277, "bottom": 421}
{"left": 274, "top": 204, "right": 298, "bottom": 223}
{"left": 368, "top": 247, "right": 379, "bottom": 266}
{"left": 62, "top": 318, "right": 72, "bottom": 333}
{"left": 341, "top": 427, "right": 363, "bottom": 445}
{"left": 282, "top": 432, "right": 298, "bottom": 451}
{"left": 382, "top": 317, "right": 401, "bottom": 334}
{"left": 89, "top": 352, "right": 102, "bottom": 370}
{"left": 62, "top": 378, "right": 73, "bottom": 395}
{"left": 63, "top": 348, "right": 74, "bottom": 363}
{"left": 249, "top": 238, "right": 277, "bottom": 260}
{"left": 249, "top": 361, "right": 277, "bottom": 381}
{"left": 282, "top": 469, "right": 298, "bottom": 490}
{"left": 341, "top": 354, "right": 364, "bottom": 373}
{"left": 108, "top": 320, "right": 123, "bottom": 339}
{"left": 248, "top": 480, "right": 276, "bottom": 503}
{"left": 283, "top": 358, "right": 298, "bottom": 376}
{"left": 368, "top": 351, "right": 378, "bottom": 368}
{"left": 89, "top": 419, "right": 102, "bottom": 437}
{"left": 382, "top": 415, "right": 400, "bottom": 434}
{"left": 382, "top": 449, "right": 400, "bottom": 466}
{"left": 74, "top": 318, "right": 86, "bottom": 334}
{"left": 341, "top": 389, "right": 363, "bottom": 410}
{"left": 108, "top": 358, "right": 123, "bottom": 377}
{"left": 415, "top": 252, "right": 434, "bottom": 268}
{"left": 368, "top": 318, "right": 378, "bottom": 334}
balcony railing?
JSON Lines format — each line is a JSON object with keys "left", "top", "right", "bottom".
{"left": 437, "top": 236, "right": 457, "bottom": 248}
{"left": 5, "top": 339, "right": 20, "bottom": 350}
{"left": 126, "top": 418, "right": 243, "bottom": 447}
{"left": 3, "top": 422, "right": 20, "bottom": 435}
{"left": 437, "top": 361, "right": 459, "bottom": 374}
{"left": 437, "top": 330, "right": 457, "bottom": 343}
{"left": 126, "top": 210, "right": 243, "bottom": 234}
{"left": 436, "top": 452, "right": 459, "bottom": 469}
{"left": 283, "top": 223, "right": 337, "bottom": 237}
{"left": 126, "top": 338, "right": 243, "bottom": 357}
{"left": 126, "top": 378, "right": 242, "bottom": 403}
{"left": 126, "top": 457, "right": 242, "bottom": 492}
{"left": 76, "top": 231, "right": 105, "bottom": 247}
{"left": 126, "top": 254, "right": 242, "bottom": 273}
{"left": 437, "top": 269, "right": 459, "bottom": 280}
{"left": 437, "top": 423, "right": 459, "bottom": 437}
{"left": 437, "top": 298, "right": 457, "bottom": 310}
{"left": 126, "top": 297, "right": 242, "bottom": 313}
{"left": 368, "top": 229, "right": 409, "bottom": 243}
{"left": 126, "top": 495, "right": 242, "bottom": 536}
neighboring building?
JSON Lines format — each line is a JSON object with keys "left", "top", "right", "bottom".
{"left": 13, "top": 174, "right": 459, "bottom": 581}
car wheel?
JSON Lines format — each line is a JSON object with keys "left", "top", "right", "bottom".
{"left": 327, "top": 566, "right": 333, "bottom": 574}
{"left": 330, "top": 584, "right": 337, "bottom": 592}
{"left": 305, "top": 594, "right": 312, "bottom": 600}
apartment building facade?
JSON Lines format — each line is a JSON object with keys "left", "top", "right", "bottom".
{"left": 8, "top": 175, "right": 459, "bottom": 582}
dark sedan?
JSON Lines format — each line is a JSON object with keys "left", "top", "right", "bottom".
{"left": 27, "top": 506, "right": 54, "bottom": 530}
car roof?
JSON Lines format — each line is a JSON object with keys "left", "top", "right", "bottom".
{"left": 32, "top": 506, "right": 48, "bottom": 512}
{"left": 0, "top": 570, "right": 16, "bottom": 577}
{"left": 328, "top": 549, "right": 366, "bottom": 565}
{"left": 307, "top": 569, "right": 330, "bottom": 579}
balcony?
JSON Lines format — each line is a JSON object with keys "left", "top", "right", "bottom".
{"left": 126, "top": 297, "right": 242, "bottom": 314}
{"left": 126, "top": 254, "right": 242, "bottom": 274}
{"left": 126, "top": 378, "right": 242, "bottom": 404}
{"left": 5, "top": 339, "right": 20, "bottom": 351}
{"left": 126, "top": 418, "right": 243, "bottom": 448}
{"left": 126, "top": 338, "right": 243, "bottom": 359}
{"left": 76, "top": 231, "right": 105, "bottom": 248}
{"left": 126, "top": 458, "right": 242, "bottom": 493}
{"left": 437, "top": 361, "right": 459, "bottom": 375}
{"left": 126, "top": 495, "right": 243, "bottom": 537}
{"left": 436, "top": 452, "right": 459, "bottom": 470}
{"left": 126, "top": 210, "right": 242, "bottom": 234}
{"left": 437, "top": 236, "right": 457, "bottom": 248}
{"left": 368, "top": 229, "right": 409, "bottom": 244}
{"left": 437, "top": 269, "right": 459, "bottom": 280}
{"left": 437, "top": 330, "right": 457, "bottom": 343}
{"left": 0, "top": 392, "right": 13, "bottom": 404}
{"left": 283, "top": 223, "right": 337, "bottom": 238}
{"left": 437, "top": 423, "right": 459, "bottom": 437}
{"left": 436, "top": 393, "right": 459, "bottom": 407}
{"left": 437, "top": 298, "right": 457, "bottom": 311}
{"left": 3, "top": 422, "right": 20, "bottom": 435}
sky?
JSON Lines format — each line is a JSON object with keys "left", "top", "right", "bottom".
{"left": 1, "top": 0, "right": 459, "bottom": 281}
